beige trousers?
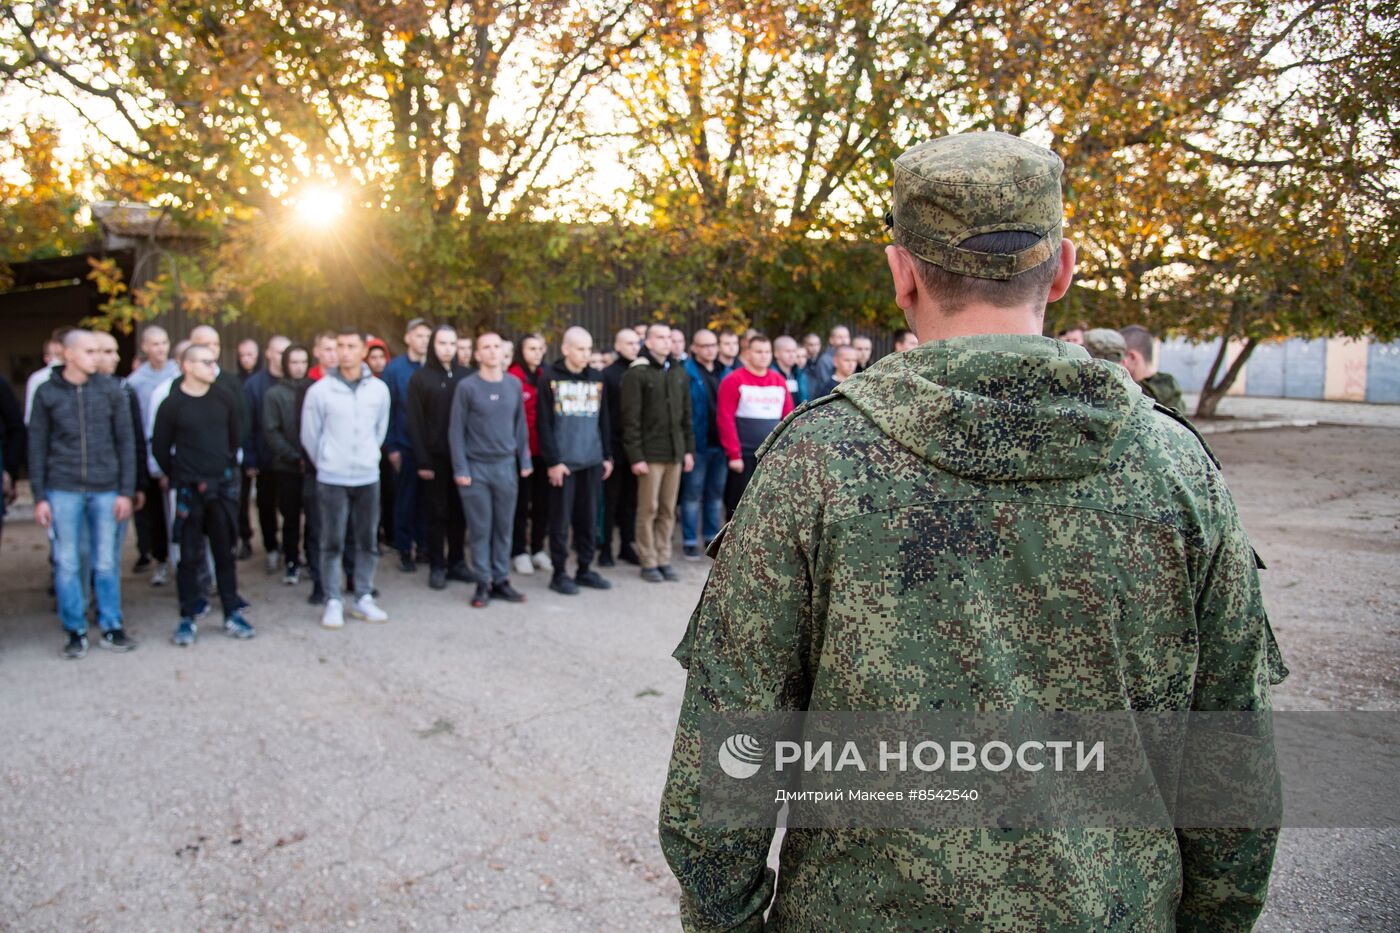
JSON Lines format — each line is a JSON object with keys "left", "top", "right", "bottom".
{"left": 634, "top": 462, "right": 683, "bottom": 569}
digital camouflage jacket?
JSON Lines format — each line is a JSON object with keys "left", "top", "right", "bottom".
{"left": 660, "top": 333, "right": 1285, "bottom": 932}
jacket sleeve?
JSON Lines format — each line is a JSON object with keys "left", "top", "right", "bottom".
{"left": 151, "top": 394, "right": 176, "bottom": 481}
{"left": 681, "top": 369, "right": 695, "bottom": 456}
{"left": 263, "top": 390, "right": 298, "bottom": 467}
{"left": 598, "top": 378, "right": 612, "bottom": 462}
{"left": 406, "top": 374, "right": 432, "bottom": 466}
{"left": 0, "top": 376, "right": 24, "bottom": 481}
{"left": 224, "top": 391, "right": 241, "bottom": 468}
{"left": 126, "top": 387, "right": 149, "bottom": 490}
{"left": 515, "top": 386, "right": 532, "bottom": 473}
{"left": 448, "top": 382, "right": 471, "bottom": 480}
{"left": 112, "top": 381, "right": 137, "bottom": 498}
{"left": 27, "top": 385, "right": 51, "bottom": 502}
{"left": 716, "top": 373, "right": 741, "bottom": 462}
{"left": 621, "top": 367, "right": 644, "bottom": 464}
{"left": 1175, "top": 477, "right": 1282, "bottom": 933}
{"left": 242, "top": 379, "right": 261, "bottom": 470}
{"left": 535, "top": 376, "right": 559, "bottom": 468}
{"left": 299, "top": 386, "right": 323, "bottom": 471}
{"left": 781, "top": 378, "right": 795, "bottom": 418}
{"left": 374, "top": 382, "right": 390, "bottom": 448}
{"left": 659, "top": 425, "right": 820, "bottom": 932}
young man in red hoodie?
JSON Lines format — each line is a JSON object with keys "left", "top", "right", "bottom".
{"left": 716, "top": 333, "right": 792, "bottom": 517}
{"left": 507, "top": 333, "right": 551, "bottom": 576}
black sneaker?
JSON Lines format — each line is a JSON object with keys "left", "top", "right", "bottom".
{"left": 659, "top": 565, "right": 680, "bottom": 582}
{"left": 598, "top": 551, "right": 615, "bottom": 568}
{"left": 428, "top": 567, "right": 447, "bottom": 590}
{"left": 640, "top": 567, "right": 664, "bottom": 583}
{"left": 619, "top": 545, "right": 641, "bottom": 565}
{"left": 283, "top": 562, "right": 300, "bottom": 585}
{"left": 471, "top": 583, "right": 491, "bottom": 608}
{"left": 237, "top": 540, "right": 253, "bottom": 560}
{"left": 307, "top": 584, "right": 326, "bottom": 606}
{"left": 575, "top": 570, "right": 612, "bottom": 590}
{"left": 490, "top": 581, "right": 527, "bottom": 603}
{"left": 62, "top": 632, "right": 88, "bottom": 659}
{"left": 446, "top": 562, "right": 474, "bottom": 584}
{"left": 132, "top": 554, "right": 152, "bottom": 573}
{"left": 549, "top": 574, "right": 579, "bottom": 596}
{"left": 99, "top": 629, "right": 138, "bottom": 652}
{"left": 682, "top": 544, "right": 701, "bottom": 561}
{"left": 399, "top": 552, "right": 417, "bottom": 573}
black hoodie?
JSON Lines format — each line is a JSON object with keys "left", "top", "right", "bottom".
{"left": 536, "top": 357, "right": 611, "bottom": 470}
{"left": 407, "top": 357, "right": 472, "bottom": 464}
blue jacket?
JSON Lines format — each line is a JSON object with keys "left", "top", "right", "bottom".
{"left": 683, "top": 357, "right": 729, "bottom": 454}
{"left": 380, "top": 354, "right": 421, "bottom": 455}
{"left": 774, "top": 363, "right": 809, "bottom": 407}
{"left": 242, "top": 367, "right": 274, "bottom": 470}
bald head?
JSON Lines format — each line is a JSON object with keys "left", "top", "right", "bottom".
{"left": 562, "top": 326, "right": 594, "bottom": 373}
{"left": 190, "top": 325, "right": 221, "bottom": 360}
{"left": 265, "top": 334, "right": 291, "bottom": 377}
{"left": 94, "top": 331, "right": 120, "bottom": 375}
{"left": 61, "top": 329, "right": 100, "bottom": 379}
{"left": 139, "top": 324, "right": 171, "bottom": 368}
{"left": 613, "top": 327, "right": 640, "bottom": 361}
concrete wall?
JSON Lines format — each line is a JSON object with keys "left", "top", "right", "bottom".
{"left": 1159, "top": 336, "right": 1399, "bottom": 404}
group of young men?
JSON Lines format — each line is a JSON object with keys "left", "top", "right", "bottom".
{"left": 1057, "top": 323, "right": 1187, "bottom": 412}
{"left": 14, "top": 315, "right": 904, "bottom": 658}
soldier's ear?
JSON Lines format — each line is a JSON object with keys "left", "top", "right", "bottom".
{"left": 1046, "top": 239, "right": 1077, "bottom": 304}
{"left": 885, "top": 245, "right": 921, "bottom": 313}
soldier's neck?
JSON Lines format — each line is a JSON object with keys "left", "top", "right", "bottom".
{"left": 911, "top": 302, "right": 1044, "bottom": 343}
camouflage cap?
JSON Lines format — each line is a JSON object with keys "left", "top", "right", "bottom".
{"left": 1083, "top": 328, "right": 1127, "bottom": 363}
{"left": 887, "top": 131, "right": 1064, "bottom": 281}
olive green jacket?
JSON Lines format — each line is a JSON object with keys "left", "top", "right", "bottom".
{"left": 621, "top": 348, "right": 695, "bottom": 464}
{"left": 660, "top": 334, "right": 1285, "bottom": 932}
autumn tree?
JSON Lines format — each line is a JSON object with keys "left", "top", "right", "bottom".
{"left": 1, "top": 0, "right": 647, "bottom": 334}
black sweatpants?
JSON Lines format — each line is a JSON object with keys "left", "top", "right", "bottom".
{"left": 134, "top": 477, "right": 169, "bottom": 562}
{"left": 723, "top": 451, "right": 759, "bottom": 519}
{"left": 512, "top": 467, "right": 550, "bottom": 557}
{"left": 423, "top": 454, "right": 466, "bottom": 571}
{"left": 548, "top": 464, "right": 600, "bottom": 577}
{"left": 175, "top": 481, "right": 240, "bottom": 619}
{"left": 601, "top": 461, "right": 636, "bottom": 556}
{"left": 275, "top": 470, "right": 306, "bottom": 566}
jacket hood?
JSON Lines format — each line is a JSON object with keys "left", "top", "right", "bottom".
{"left": 834, "top": 333, "right": 1147, "bottom": 481}
{"left": 278, "top": 374, "right": 311, "bottom": 391}
{"left": 546, "top": 358, "right": 600, "bottom": 381}
{"left": 330, "top": 363, "right": 373, "bottom": 388}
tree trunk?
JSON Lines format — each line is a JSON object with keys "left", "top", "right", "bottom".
{"left": 1195, "top": 336, "right": 1258, "bottom": 419}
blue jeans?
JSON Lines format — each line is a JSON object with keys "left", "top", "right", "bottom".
{"left": 391, "top": 448, "right": 427, "bottom": 555}
{"left": 681, "top": 447, "right": 727, "bottom": 546}
{"left": 49, "top": 490, "right": 123, "bottom": 635}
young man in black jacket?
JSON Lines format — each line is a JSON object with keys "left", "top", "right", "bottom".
{"left": 535, "top": 326, "right": 613, "bottom": 595}
{"left": 30, "top": 330, "right": 138, "bottom": 658}
{"left": 599, "top": 327, "right": 641, "bottom": 566}
{"left": 262, "top": 344, "right": 312, "bottom": 585}
{"left": 406, "top": 325, "right": 473, "bottom": 590}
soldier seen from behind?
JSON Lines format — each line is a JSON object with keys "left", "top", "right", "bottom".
{"left": 660, "top": 131, "right": 1286, "bottom": 931}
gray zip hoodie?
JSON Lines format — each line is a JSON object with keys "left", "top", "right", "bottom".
{"left": 300, "top": 364, "right": 390, "bottom": 487}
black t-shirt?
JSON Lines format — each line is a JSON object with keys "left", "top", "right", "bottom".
{"left": 151, "top": 386, "right": 239, "bottom": 485}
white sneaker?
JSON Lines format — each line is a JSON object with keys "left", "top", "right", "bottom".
{"left": 531, "top": 550, "right": 553, "bottom": 572}
{"left": 513, "top": 553, "right": 535, "bottom": 576}
{"left": 350, "top": 594, "right": 388, "bottom": 623}
{"left": 150, "top": 562, "right": 171, "bottom": 586}
{"left": 265, "top": 549, "right": 281, "bottom": 574}
{"left": 321, "top": 599, "right": 345, "bottom": 629}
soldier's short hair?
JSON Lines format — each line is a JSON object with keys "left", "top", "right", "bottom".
{"left": 1120, "top": 325, "right": 1155, "bottom": 364}
{"left": 910, "top": 231, "right": 1062, "bottom": 314}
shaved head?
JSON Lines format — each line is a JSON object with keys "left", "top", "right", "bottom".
{"left": 562, "top": 326, "right": 592, "bottom": 350}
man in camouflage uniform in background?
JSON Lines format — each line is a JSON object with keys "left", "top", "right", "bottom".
{"left": 1122, "top": 324, "right": 1188, "bottom": 413}
{"left": 659, "top": 131, "right": 1286, "bottom": 931}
